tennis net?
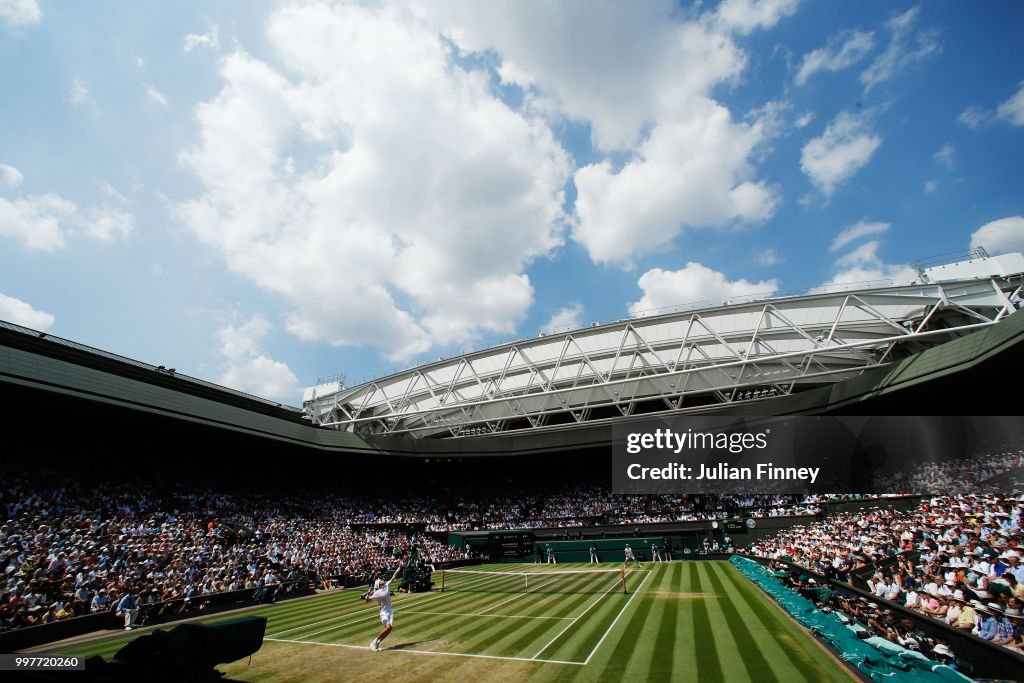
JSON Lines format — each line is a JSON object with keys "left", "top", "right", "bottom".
{"left": 437, "top": 567, "right": 635, "bottom": 594}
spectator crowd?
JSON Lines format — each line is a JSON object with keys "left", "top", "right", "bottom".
{"left": 3, "top": 447, "right": 1020, "bottom": 643}
{"left": 0, "top": 478, "right": 468, "bottom": 633}
{"left": 745, "top": 475, "right": 1024, "bottom": 667}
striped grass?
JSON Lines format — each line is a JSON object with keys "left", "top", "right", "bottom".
{"left": 55, "top": 561, "right": 854, "bottom": 682}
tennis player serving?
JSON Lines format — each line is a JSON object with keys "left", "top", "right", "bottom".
{"left": 362, "top": 562, "right": 404, "bottom": 652}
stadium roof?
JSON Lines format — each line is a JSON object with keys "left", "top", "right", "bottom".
{"left": 304, "top": 251, "right": 1024, "bottom": 439}
{"left": 2, "top": 282, "right": 1024, "bottom": 456}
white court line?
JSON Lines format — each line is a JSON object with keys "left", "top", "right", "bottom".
{"left": 531, "top": 573, "right": 624, "bottom": 660}
{"left": 403, "top": 609, "right": 573, "bottom": 621}
{"left": 582, "top": 568, "right": 654, "bottom": 665}
{"left": 267, "top": 570, "right": 508, "bottom": 638}
{"left": 263, "top": 636, "right": 584, "bottom": 665}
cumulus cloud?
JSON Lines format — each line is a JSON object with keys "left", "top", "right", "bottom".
{"left": 795, "top": 29, "right": 874, "bottom": 86}
{"left": 0, "top": 292, "right": 54, "bottom": 330}
{"left": 83, "top": 206, "right": 135, "bottom": 242}
{"left": 178, "top": 2, "right": 572, "bottom": 361}
{"left": 628, "top": 263, "right": 778, "bottom": 316}
{"left": 574, "top": 99, "right": 777, "bottom": 264}
{"left": 860, "top": 6, "right": 939, "bottom": 92}
{"left": 932, "top": 142, "right": 955, "bottom": 169}
{"left": 541, "top": 303, "right": 583, "bottom": 334}
{"left": 800, "top": 110, "right": 881, "bottom": 197}
{"left": 0, "top": 164, "right": 134, "bottom": 250}
{"left": 100, "top": 181, "right": 128, "bottom": 204}
{"left": 183, "top": 23, "right": 219, "bottom": 52}
{"left": 0, "top": 0, "right": 41, "bottom": 28}
{"left": 416, "top": 1, "right": 750, "bottom": 152}
{"left": 996, "top": 81, "right": 1024, "bottom": 126}
{"left": 69, "top": 76, "right": 94, "bottom": 108}
{"left": 958, "top": 105, "right": 990, "bottom": 130}
{"left": 816, "top": 240, "right": 917, "bottom": 291}
{"left": 755, "top": 248, "right": 782, "bottom": 266}
{"left": 970, "top": 216, "right": 1024, "bottom": 256}
{"left": 829, "top": 220, "right": 889, "bottom": 253}
{"left": 145, "top": 84, "right": 169, "bottom": 109}
{"left": 0, "top": 193, "right": 74, "bottom": 251}
{"left": 216, "top": 315, "right": 301, "bottom": 402}
{"left": 401, "top": 2, "right": 787, "bottom": 267}
{"left": 714, "top": 0, "right": 800, "bottom": 36}
{"left": 959, "top": 82, "right": 1024, "bottom": 130}
{"left": 0, "top": 163, "right": 24, "bottom": 188}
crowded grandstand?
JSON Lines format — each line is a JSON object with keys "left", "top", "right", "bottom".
{"left": 1, "top": 444, "right": 1023, "bottom": 679}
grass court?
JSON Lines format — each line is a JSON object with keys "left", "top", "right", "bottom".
{"left": 62, "top": 561, "right": 853, "bottom": 682}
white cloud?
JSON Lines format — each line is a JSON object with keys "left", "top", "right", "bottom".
{"left": 924, "top": 179, "right": 937, "bottom": 193}
{"left": 795, "top": 112, "right": 815, "bottom": 128}
{"left": 100, "top": 181, "right": 128, "bottom": 204}
{"left": 970, "top": 216, "right": 1024, "bottom": 256}
{"left": 0, "top": 167, "right": 134, "bottom": 249}
{"left": 417, "top": 1, "right": 751, "bottom": 152}
{"left": 829, "top": 220, "right": 889, "bottom": 253}
{"left": 0, "top": 292, "right": 53, "bottom": 330}
{"left": 220, "top": 356, "right": 301, "bottom": 402}
{"left": 574, "top": 98, "right": 777, "bottom": 264}
{"left": 795, "top": 29, "right": 874, "bottom": 86}
{"left": 800, "top": 110, "right": 881, "bottom": 197}
{"left": 69, "top": 76, "right": 93, "bottom": 108}
{"left": 755, "top": 248, "right": 782, "bottom": 266}
{"left": 629, "top": 262, "right": 778, "bottom": 315}
{"left": 958, "top": 105, "right": 991, "bottom": 129}
{"left": 0, "top": 194, "right": 74, "bottom": 251}
{"left": 83, "top": 206, "right": 135, "bottom": 241}
{"left": 816, "top": 239, "right": 917, "bottom": 291}
{"left": 178, "top": 2, "right": 572, "bottom": 361}
{"left": 216, "top": 315, "right": 300, "bottom": 401}
{"left": 136, "top": 56, "right": 144, "bottom": 67}
{"left": 541, "top": 303, "right": 583, "bottom": 334}
{"left": 145, "top": 84, "right": 169, "bottom": 109}
{"left": 217, "top": 315, "right": 268, "bottom": 360}
{"left": 932, "top": 142, "right": 955, "bottom": 169}
{"left": 0, "top": 0, "right": 41, "bottom": 28}
{"left": 714, "top": 0, "right": 800, "bottom": 36}
{"left": 404, "top": 2, "right": 787, "bottom": 267}
{"left": 183, "top": 23, "right": 219, "bottom": 52}
{"left": 0, "top": 163, "right": 24, "bottom": 188}
{"left": 860, "top": 6, "right": 940, "bottom": 92}
{"left": 996, "top": 80, "right": 1024, "bottom": 126}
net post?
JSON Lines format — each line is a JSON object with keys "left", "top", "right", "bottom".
{"left": 621, "top": 567, "right": 627, "bottom": 594}
{"left": 441, "top": 570, "right": 445, "bottom": 592}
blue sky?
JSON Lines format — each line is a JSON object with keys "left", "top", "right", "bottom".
{"left": 1, "top": 0, "right": 1023, "bottom": 405}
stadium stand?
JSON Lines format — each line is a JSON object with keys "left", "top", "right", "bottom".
{"left": 1, "top": 471, "right": 899, "bottom": 637}
{"left": 741, "top": 460, "right": 1024, "bottom": 677}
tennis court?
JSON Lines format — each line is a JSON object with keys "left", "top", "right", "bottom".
{"left": 63, "top": 561, "right": 853, "bottom": 681}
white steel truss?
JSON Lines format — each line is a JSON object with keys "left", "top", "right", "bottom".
{"left": 304, "top": 270, "right": 1023, "bottom": 439}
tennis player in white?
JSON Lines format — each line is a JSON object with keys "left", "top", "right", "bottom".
{"left": 363, "top": 562, "right": 403, "bottom": 652}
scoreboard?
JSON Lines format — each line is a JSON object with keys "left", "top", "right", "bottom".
{"left": 487, "top": 531, "right": 534, "bottom": 558}
{"left": 713, "top": 519, "right": 754, "bottom": 533}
